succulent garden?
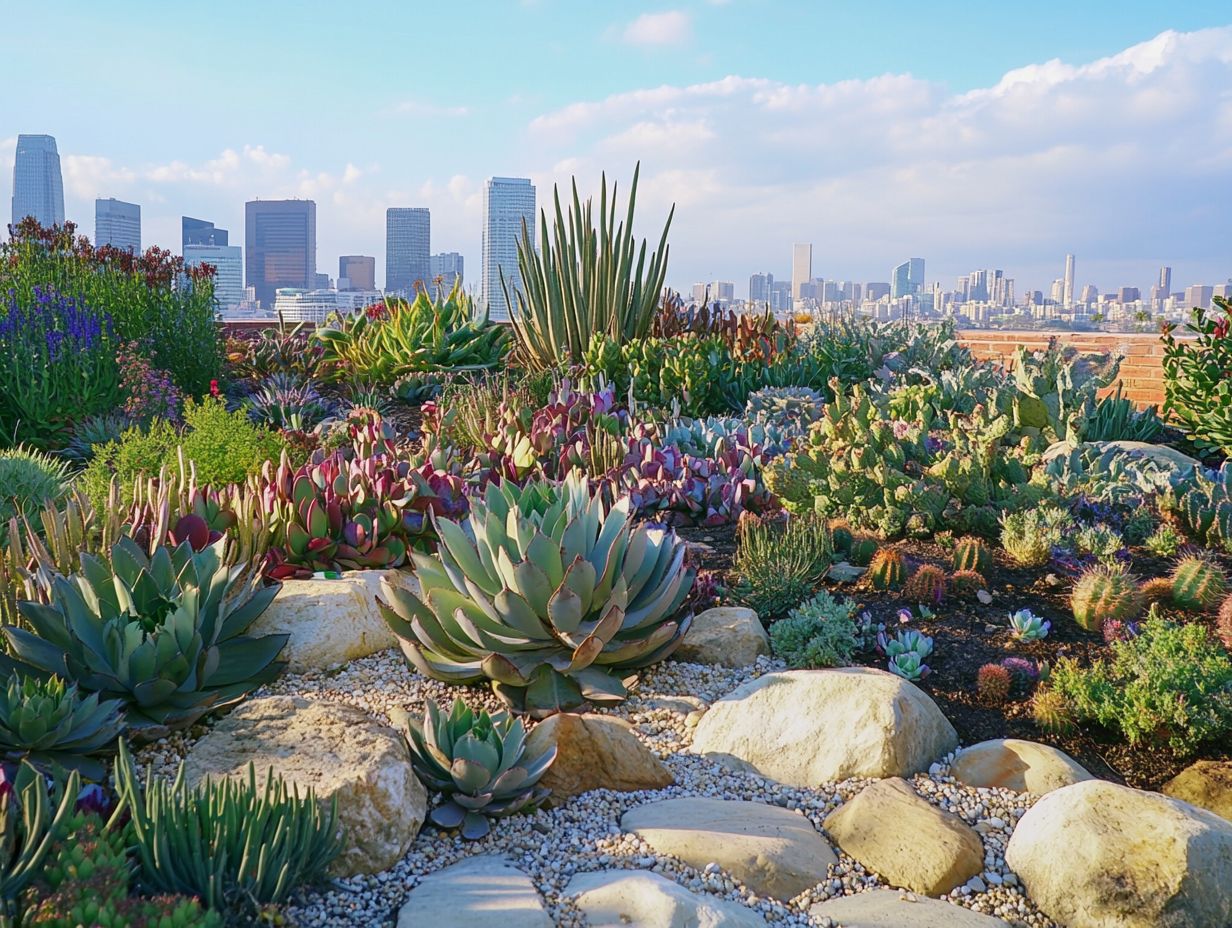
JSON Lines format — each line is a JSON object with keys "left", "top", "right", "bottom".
{"left": 2, "top": 180, "right": 1232, "bottom": 928}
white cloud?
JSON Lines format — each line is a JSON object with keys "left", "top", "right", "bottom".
{"left": 386, "top": 99, "right": 472, "bottom": 118}
{"left": 622, "top": 10, "right": 691, "bottom": 46}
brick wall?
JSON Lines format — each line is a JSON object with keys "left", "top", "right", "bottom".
{"left": 958, "top": 330, "right": 1170, "bottom": 408}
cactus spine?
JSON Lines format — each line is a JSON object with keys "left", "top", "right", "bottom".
{"left": 1070, "top": 563, "right": 1143, "bottom": 632}
{"left": 903, "top": 564, "right": 947, "bottom": 604}
{"left": 1170, "top": 555, "right": 1228, "bottom": 612}
{"left": 952, "top": 537, "right": 992, "bottom": 574}
{"left": 868, "top": 548, "right": 906, "bottom": 591}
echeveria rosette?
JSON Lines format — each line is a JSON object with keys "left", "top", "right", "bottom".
{"left": 379, "top": 472, "right": 695, "bottom": 717}
{"left": 0, "top": 674, "right": 126, "bottom": 780}
{"left": 1008, "top": 608, "right": 1051, "bottom": 641}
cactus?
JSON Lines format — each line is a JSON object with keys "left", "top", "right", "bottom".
{"left": 868, "top": 548, "right": 907, "bottom": 591}
{"left": 829, "top": 522, "right": 854, "bottom": 555}
{"left": 1170, "top": 555, "right": 1228, "bottom": 612}
{"left": 1031, "top": 686, "right": 1076, "bottom": 734}
{"left": 949, "top": 570, "right": 987, "bottom": 600}
{"left": 903, "top": 565, "right": 947, "bottom": 605}
{"left": 1217, "top": 595, "right": 1232, "bottom": 650}
{"left": 848, "top": 535, "right": 878, "bottom": 567}
{"left": 1070, "top": 563, "right": 1144, "bottom": 632}
{"left": 1139, "top": 577, "right": 1175, "bottom": 608}
{"left": 952, "top": 537, "right": 992, "bottom": 574}
{"left": 977, "top": 663, "right": 1011, "bottom": 705}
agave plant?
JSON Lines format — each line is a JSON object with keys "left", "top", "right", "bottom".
{"left": 243, "top": 373, "right": 335, "bottom": 431}
{"left": 0, "top": 675, "right": 125, "bottom": 779}
{"left": 379, "top": 472, "right": 695, "bottom": 716}
{"left": 1, "top": 537, "right": 286, "bottom": 739}
{"left": 396, "top": 698, "right": 555, "bottom": 840}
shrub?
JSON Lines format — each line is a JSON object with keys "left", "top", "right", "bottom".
{"left": 1161, "top": 296, "right": 1232, "bottom": 456}
{"left": 0, "top": 446, "right": 72, "bottom": 528}
{"left": 116, "top": 340, "right": 182, "bottom": 424}
{"left": 1073, "top": 522, "right": 1124, "bottom": 564}
{"left": 769, "top": 591, "right": 862, "bottom": 668}
{"left": 1145, "top": 522, "right": 1183, "bottom": 557}
{"left": 1170, "top": 554, "right": 1228, "bottom": 612}
{"left": 1049, "top": 617, "right": 1232, "bottom": 753}
{"left": 1070, "top": 563, "right": 1144, "bottom": 632}
{"left": 733, "top": 512, "right": 833, "bottom": 619}
{"left": 1000, "top": 506, "right": 1072, "bottom": 567}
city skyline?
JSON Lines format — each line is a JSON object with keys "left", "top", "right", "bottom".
{"left": 2, "top": 5, "right": 1230, "bottom": 298}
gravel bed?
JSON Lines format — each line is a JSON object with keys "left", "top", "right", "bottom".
{"left": 136, "top": 650, "right": 1057, "bottom": 927}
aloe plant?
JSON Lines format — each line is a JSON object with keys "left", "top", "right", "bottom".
{"left": 2, "top": 762, "right": 87, "bottom": 921}
{"left": 0, "top": 675, "right": 125, "bottom": 779}
{"left": 505, "top": 164, "right": 674, "bottom": 371}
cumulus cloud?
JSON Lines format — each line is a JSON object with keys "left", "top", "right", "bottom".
{"left": 622, "top": 10, "right": 691, "bottom": 46}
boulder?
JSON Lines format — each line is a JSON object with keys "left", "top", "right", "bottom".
{"left": 566, "top": 870, "right": 768, "bottom": 928}
{"left": 523, "top": 713, "right": 673, "bottom": 803}
{"left": 249, "top": 569, "right": 417, "bottom": 672}
{"left": 949, "top": 739, "right": 1093, "bottom": 795}
{"left": 621, "top": 797, "right": 836, "bottom": 901}
{"left": 1041, "top": 440, "right": 1200, "bottom": 472}
{"left": 810, "top": 890, "right": 1010, "bottom": 927}
{"left": 1005, "top": 779, "right": 1232, "bottom": 928}
{"left": 182, "top": 695, "right": 424, "bottom": 876}
{"left": 1162, "top": 760, "right": 1232, "bottom": 822}
{"left": 397, "top": 856, "right": 550, "bottom": 928}
{"left": 690, "top": 669, "right": 957, "bottom": 786}
{"left": 675, "top": 606, "right": 769, "bottom": 668}
{"left": 823, "top": 778, "right": 984, "bottom": 895}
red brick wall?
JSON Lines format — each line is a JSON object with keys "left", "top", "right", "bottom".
{"left": 958, "top": 330, "right": 1169, "bottom": 408}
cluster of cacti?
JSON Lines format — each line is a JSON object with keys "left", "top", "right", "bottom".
{"left": 1070, "top": 563, "right": 1144, "bottom": 632}
{"left": 1031, "top": 686, "right": 1076, "bottom": 734}
{"left": 1170, "top": 555, "right": 1228, "bottom": 612}
{"left": 1009, "top": 342, "right": 1119, "bottom": 444}
{"left": 902, "top": 565, "right": 947, "bottom": 605}
{"left": 977, "top": 663, "right": 1012, "bottom": 705}
{"left": 952, "top": 537, "right": 992, "bottom": 574}
{"left": 868, "top": 548, "right": 907, "bottom": 591}
{"left": 1162, "top": 463, "right": 1232, "bottom": 553}
{"left": 949, "top": 570, "right": 987, "bottom": 600}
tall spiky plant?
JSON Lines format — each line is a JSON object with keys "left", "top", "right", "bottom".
{"left": 504, "top": 164, "right": 674, "bottom": 371}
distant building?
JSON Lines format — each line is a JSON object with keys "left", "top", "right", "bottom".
{"left": 11, "top": 134, "right": 65, "bottom": 227}
{"left": 273, "top": 287, "right": 383, "bottom": 324}
{"left": 891, "top": 258, "right": 925, "bottom": 299}
{"left": 1214, "top": 283, "right": 1232, "bottom": 300}
{"left": 338, "top": 255, "right": 376, "bottom": 291}
{"left": 245, "top": 199, "right": 316, "bottom": 308}
{"left": 430, "top": 252, "right": 463, "bottom": 294}
{"left": 1118, "top": 287, "right": 1141, "bottom": 304}
{"left": 1159, "top": 266, "right": 1172, "bottom": 293}
{"left": 184, "top": 244, "right": 243, "bottom": 312}
{"left": 865, "top": 282, "right": 890, "bottom": 301}
{"left": 1185, "top": 284, "right": 1214, "bottom": 309}
{"left": 749, "top": 272, "right": 773, "bottom": 304}
{"left": 386, "top": 208, "right": 430, "bottom": 294}
{"left": 312, "top": 273, "right": 331, "bottom": 290}
{"left": 95, "top": 198, "right": 140, "bottom": 253}
{"left": 791, "top": 244, "right": 812, "bottom": 302}
{"left": 482, "top": 177, "right": 536, "bottom": 322}
{"left": 1080, "top": 284, "right": 1098, "bottom": 303}
{"left": 1063, "top": 254, "right": 1075, "bottom": 308}
{"left": 182, "top": 216, "right": 228, "bottom": 250}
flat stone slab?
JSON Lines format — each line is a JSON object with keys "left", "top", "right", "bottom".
{"left": 811, "top": 890, "right": 1011, "bottom": 926}
{"left": 622, "top": 797, "right": 837, "bottom": 901}
{"left": 823, "top": 778, "right": 984, "bottom": 896}
{"left": 567, "top": 870, "right": 769, "bottom": 927}
{"left": 949, "top": 739, "right": 1093, "bottom": 795}
{"left": 397, "top": 856, "right": 550, "bottom": 928}
{"left": 675, "top": 606, "right": 769, "bottom": 667}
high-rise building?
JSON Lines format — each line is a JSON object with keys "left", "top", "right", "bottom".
{"left": 1118, "top": 287, "right": 1141, "bottom": 304}
{"left": 865, "top": 281, "right": 890, "bottom": 301}
{"left": 891, "top": 257, "right": 925, "bottom": 299}
{"left": 430, "top": 252, "right": 464, "bottom": 294}
{"left": 184, "top": 244, "right": 243, "bottom": 312}
{"left": 482, "top": 177, "right": 536, "bottom": 322}
{"left": 1062, "top": 254, "right": 1075, "bottom": 308}
{"left": 386, "top": 208, "right": 431, "bottom": 294}
{"left": 1159, "top": 266, "right": 1172, "bottom": 293}
{"left": 338, "top": 255, "right": 376, "bottom": 291}
{"left": 245, "top": 199, "right": 316, "bottom": 308}
{"left": 749, "top": 272, "right": 773, "bottom": 304}
{"left": 11, "top": 134, "right": 65, "bottom": 228}
{"left": 1185, "top": 284, "right": 1214, "bottom": 309}
{"left": 1079, "top": 284, "right": 1098, "bottom": 304}
{"left": 791, "top": 244, "right": 812, "bottom": 303}
{"left": 183, "top": 216, "right": 228, "bottom": 250}
{"left": 94, "top": 198, "right": 140, "bottom": 253}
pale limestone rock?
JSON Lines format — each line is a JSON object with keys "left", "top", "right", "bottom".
{"left": 250, "top": 568, "right": 417, "bottom": 672}
{"left": 1005, "top": 779, "right": 1232, "bottom": 928}
{"left": 823, "top": 778, "right": 984, "bottom": 896}
{"left": 811, "top": 890, "right": 1010, "bottom": 926}
{"left": 949, "top": 738, "right": 1093, "bottom": 795}
{"left": 675, "top": 606, "right": 769, "bottom": 668}
{"left": 691, "top": 668, "right": 957, "bottom": 786}
{"left": 182, "top": 695, "right": 424, "bottom": 876}
{"left": 621, "top": 797, "right": 837, "bottom": 901}
{"left": 523, "top": 713, "right": 673, "bottom": 804}
{"left": 567, "top": 870, "right": 769, "bottom": 928}
{"left": 396, "top": 856, "right": 550, "bottom": 928}
{"left": 1162, "top": 760, "right": 1232, "bottom": 823}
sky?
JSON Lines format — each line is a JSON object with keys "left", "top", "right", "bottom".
{"left": 2, "top": 0, "right": 1230, "bottom": 299}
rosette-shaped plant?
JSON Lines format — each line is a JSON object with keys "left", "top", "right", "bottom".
{"left": 0, "top": 675, "right": 125, "bottom": 779}
{"left": 397, "top": 698, "right": 555, "bottom": 839}
{"left": 2, "top": 538, "right": 286, "bottom": 739}
{"left": 379, "top": 472, "right": 695, "bottom": 716}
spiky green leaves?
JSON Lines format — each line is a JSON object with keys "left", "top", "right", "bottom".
{"left": 0, "top": 675, "right": 125, "bottom": 779}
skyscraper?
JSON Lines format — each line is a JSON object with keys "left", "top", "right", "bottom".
{"left": 95, "top": 198, "right": 141, "bottom": 253}
{"left": 184, "top": 244, "right": 243, "bottom": 312}
{"left": 791, "top": 244, "right": 812, "bottom": 303}
{"left": 1063, "top": 254, "right": 1075, "bottom": 308}
{"left": 749, "top": 272, "right": 772, "bottom": 304}
{"left": 891, "top": 258, "right": 925, "bottom": 299}
{"left": 386, "top": 208, "right": 430, "bottom": 294}
{"left": 183, "top": 216, "right": 228, "bottom": 250}
{"left": 338, "top": 255, "right": 376, "bottom": 291}
{"left": 430, "top": 252, "right": 464, "bottom": 294}
{"left": 1185, "top": 284, "right": 1214, "bottom": 309}
{"left": 482, "top": 177, "right": 536, "bottom": 321}
{"left": 245, "top": 199, "right": 316, "bottom": 308}
{"left": 1159, "top": 266, "right": 1172, "bottom": 293}
{"left": 11, "top": 134, "right": 65, "bottom": 228}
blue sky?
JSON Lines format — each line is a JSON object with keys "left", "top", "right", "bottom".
{"left": 3, "top": 1, "right": 1230, "bottom": 297}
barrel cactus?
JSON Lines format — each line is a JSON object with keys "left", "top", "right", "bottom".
{"left": 903, "top": 565, "right": 947, "bottom": 605}
{"left": 848, "top": 535, "right": 878, "bottom": 567}
{"left": 1139, "top": 576, "right": 1175, "bottom": 608}
{"left": 867, "top": 548, "right": 906, "bottom": 591}
{"left": 1070, "top": 563, "right": 1143, "bottom": 632}
{"left": 395, "top": 698, "right": 555, "bottom": 840}
{"left": 379, "top": 473, "right": 695, "bottom": 716}
{"left": 1218, "top": 595, "right": 1232, "bottom": 650}
{"left": 949, "top": 570, "right": 987, "bottom": 600}
{"left": 1170, "top": 555, "right": 1228, "bottom": 612}
{"left": 952, "top": 537, "right": 992, "bottom": 574}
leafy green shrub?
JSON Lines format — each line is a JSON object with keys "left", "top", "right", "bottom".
{"left": 733, "top": 513, "right": 833, "bottom": 619}
{"left": 1161, "top": 296, "right": 1232, "bottom": 456}
{"left": 1145, "top": 522, "right": 1183, "bottom": 557}
{"left": 1000, "top": 505, "right": 1073, "bottom": 567}
{"left": 0, "top": 446, "right": 72, "bottom": 528}
{"left": 1049, "top": 615, "right": 1232, "bottom": 753}
{"left": 769, "top": 591, "right": 862, "bottom": 668}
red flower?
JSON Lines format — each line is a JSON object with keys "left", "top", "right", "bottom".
{"left": 209, "top": 379, "right": 221, "bottom": 397}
